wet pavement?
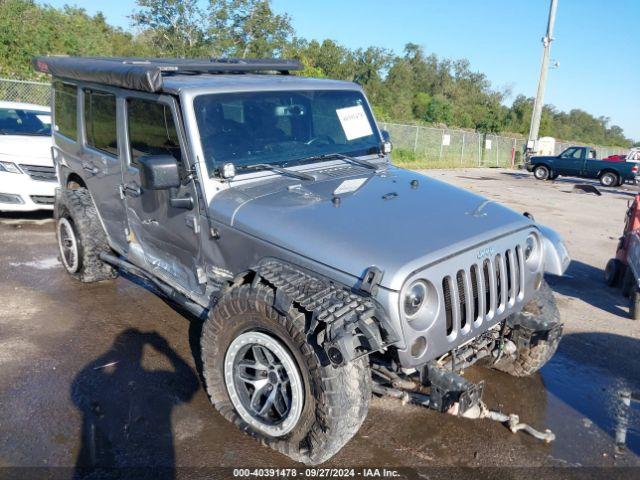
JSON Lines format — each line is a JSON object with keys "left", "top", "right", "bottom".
{"left": 1, "top": 169, "right": 639, "bottom": 476}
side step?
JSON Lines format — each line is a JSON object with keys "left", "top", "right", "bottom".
{"left": 99, "top": 252, "right": 207, "bottom": 319}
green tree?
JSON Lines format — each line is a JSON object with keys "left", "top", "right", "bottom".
{"left": 209, "top": 0, "right": 293, "bottom": 57}
{"left": 0, "top": 0, "right": 151, "bottom": 78}
{"left": 424, "top": 94, "right": 453, "bottom": 125}
{"left": 131, "top": 0, "right": 207, "bottom": 57}
{"left": 0, "top": 0, "right": 633, "bottom": 145}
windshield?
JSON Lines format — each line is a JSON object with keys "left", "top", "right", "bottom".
{"left": 193, "top": 89, "right": 381, "bottom": 175}
{"left": 0, "top": 107, "right": 51, "bottom": 136}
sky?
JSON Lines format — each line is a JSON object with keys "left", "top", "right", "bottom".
{"left": 42, "top": 0, "right": 640, "bottom": 140}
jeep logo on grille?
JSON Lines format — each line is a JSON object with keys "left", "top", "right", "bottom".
{"left": 477, "top": 246, "right": 495, "bottom": 259}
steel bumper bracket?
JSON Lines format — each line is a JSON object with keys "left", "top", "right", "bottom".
{"left": 424, "top": 362, "right": 485, "bottom": 415}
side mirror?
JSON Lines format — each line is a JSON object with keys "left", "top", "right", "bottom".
{"left": 137, "top": 155, "right": 181, "bottom": 190}
{"left": 380, "top": 129, "right": 392, "bottom": 155}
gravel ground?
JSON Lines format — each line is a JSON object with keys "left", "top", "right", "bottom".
{"left": 0, "top": 168, "right": 638, "bottom": 477}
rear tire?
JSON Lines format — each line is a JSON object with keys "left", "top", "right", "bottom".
{"left": 604, "top": 258, "right": 624, "bottom": 287}
{"left": 533, "top": 165, "right": 550, "bottom": 181}
{"left": 55, "top": 188, "right": 118, "bottom": 283}
{"left": 492, "top": 281, "right": 562, "bottom": 377}
{"left": 630, "top": 287, "right": 640, "bottom": 320}
{"left": 201, "top": 284, "right": 371, "bottom": 465}
{"left": 622, "top": 267, "right": 635, "bottom": 298}
{"left": 600, "top": 172, "right": 618, "bottom": 187}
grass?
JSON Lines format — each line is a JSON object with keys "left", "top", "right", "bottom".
{"left": 391, "top": 148, "right": 514, "bottom": 170}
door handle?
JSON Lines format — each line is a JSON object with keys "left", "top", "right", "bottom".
{"left": 122, "top": 182, "right": 142, "bottom": 197}
{"left": 82, "top": 162, "right": 99, "bottom": 175}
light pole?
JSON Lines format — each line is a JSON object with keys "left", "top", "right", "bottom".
{"left": 527, "top": 0, "right": 558, "bottom": 154}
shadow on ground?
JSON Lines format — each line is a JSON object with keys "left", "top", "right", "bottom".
{"left": 547, "top": 260, "right": 629, "bottom": 318}
{"left": 71, "top": 328, "right": 199, "bottom": 479}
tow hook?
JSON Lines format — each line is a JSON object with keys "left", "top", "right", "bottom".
{"left": 371, "top": 362, "right": 556, "bottom": 444}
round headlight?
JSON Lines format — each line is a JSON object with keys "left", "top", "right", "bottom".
{"left": 403, "top": 281, "right": 428, "bottom": 319}
{"left": 524, "top": 233, "right": 540, "bottom": 266}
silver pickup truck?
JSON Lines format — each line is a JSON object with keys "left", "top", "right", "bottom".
{"left": 36, "top": 56, "right": 570, "bottom": 465}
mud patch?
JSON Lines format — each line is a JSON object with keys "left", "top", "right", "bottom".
{"left": 0, "top": 338, "right": 39, "bottom": 365}
{"left": 174, "top": 415, "right": 205, "bottom": 442}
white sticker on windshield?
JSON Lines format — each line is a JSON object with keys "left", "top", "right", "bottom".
{"left": 336, "top": 105, "right": 373, "bottom": 141}
{"left": 333, "top": 177, "right": 367, "bottom": 195}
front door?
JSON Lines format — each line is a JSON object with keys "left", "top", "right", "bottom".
{"left": 121, "top": 94, "right": 204, "bottom": 295}
{"left": 558, "top": 147, "right": 584, "bottom": 176}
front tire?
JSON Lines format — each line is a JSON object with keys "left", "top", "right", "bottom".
{"left": 600, "top": 171, "right": 618, "bottom": 187}
{"left": 201, "top": 284, "right": 371, "bottom": 465}
{"left": 55, "top": 188, "right": 117, "bottom": 283}
{"left": 492, "top": 281, "right": 562, "bottom": 377}
{"left": 533, "top": 165, "right": 550, "bottom": 181}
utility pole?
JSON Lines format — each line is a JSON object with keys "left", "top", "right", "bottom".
{"left": 527, "top": 0, "right": 558, "bottom": 154}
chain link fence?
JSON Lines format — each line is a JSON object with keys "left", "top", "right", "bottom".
{"left": 0, "top": 78, "right": 51, "bottom": 106}
{"left": 380, "top": 122, "right": 522, "bottom": 168}
{"left": 380, "top": 122, "right": 630, "bottom": 168}
{"left": 0, "top": 77, "right": 628, "bottom": 168}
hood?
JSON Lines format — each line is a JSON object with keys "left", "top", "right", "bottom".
{"left": 211, "top": 166, "right": 533, "bottom": 290}
{"left": 0, "top": 135, "right": 52, "bottom": 166}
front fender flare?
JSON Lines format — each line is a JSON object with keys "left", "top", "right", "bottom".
{"left": 250, "top": 258, "right": 399, "bottom": 367}
{"left": 538, "top": 224, "right": 571, "bottom": 276}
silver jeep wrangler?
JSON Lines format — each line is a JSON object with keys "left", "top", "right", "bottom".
{"left": 36, "top": 56, "right": 570, "bottom": 464}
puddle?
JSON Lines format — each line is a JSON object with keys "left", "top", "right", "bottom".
{"left": 541, "top": 348, "right": 640, "bottom": 459}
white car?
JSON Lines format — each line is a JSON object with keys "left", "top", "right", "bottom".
{"left": 0, "top": 100, "right": 55, "bottom": 212}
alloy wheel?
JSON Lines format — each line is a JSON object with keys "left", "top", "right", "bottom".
{"left": 57, "top": 217, "right": 80, "bottom": 273}
{"left": 224, "top": 331, "right": 304, "bottom": 437}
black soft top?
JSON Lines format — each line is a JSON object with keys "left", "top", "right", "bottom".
{"left": 33, "top": 56, "right": 302, "bottom": 93}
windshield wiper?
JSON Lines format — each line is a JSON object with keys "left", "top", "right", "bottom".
{"left": 241, "top": 163, "right": 316, "bottom": 181}
{"left": 286, "top": 153, "right": 381, "bottom": 171}
{"left": 325, "top": 153, "right": 381, "bottom": 171}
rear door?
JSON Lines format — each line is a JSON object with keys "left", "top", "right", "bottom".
{"left": 79, "top": 87, "right": 128, "bottom": 250}
{"left": 121, "top": 93, "right": 204, "bottom": 295}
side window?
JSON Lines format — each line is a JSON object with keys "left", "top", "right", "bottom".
{"left": 53, "top": 81, "right": 77, "bottom": 140}
{"left": 84, "top": 89, "right": 118, "bottom": 156}
{"left": 127, "top": 98, "right": 182, "bottom": 166}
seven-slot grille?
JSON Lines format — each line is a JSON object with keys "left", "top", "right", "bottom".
{"left": 19, "top": 164, "right": 57, "bottom": 182}
{"left": 442, "top": 246, "right": 524, "bottom": 338}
